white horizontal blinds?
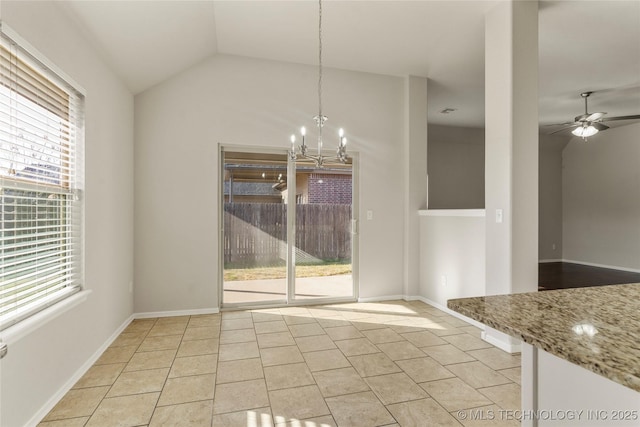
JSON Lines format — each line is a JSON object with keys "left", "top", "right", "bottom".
{"left": 0, "top": 28, "right": 84, "bottom": 330}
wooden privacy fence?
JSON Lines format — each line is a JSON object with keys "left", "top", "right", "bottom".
{"left": 224, "top": 203, "right": 351, "bottom": 267}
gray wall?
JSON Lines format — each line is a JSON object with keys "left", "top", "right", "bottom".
{"left": 539, "top": 134, "right": 568, "bottom": 260}
{"left": 427, "top": 124, "right": 485, "bottom": 209}
{"left": 134, "top": 54, "right": 407, "bottom": 312}
{"left": 427, "top": 125, "right": 570, "bottom": 262}
{"left": 1, "top": 2, "right": 134, "bottom": 426}
{"left": 562, "top": 122, "right": 640, "bottom": 270}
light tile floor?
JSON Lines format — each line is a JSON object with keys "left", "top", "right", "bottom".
{"left": 39, "top": 300, "right": 521, "bottom": 427}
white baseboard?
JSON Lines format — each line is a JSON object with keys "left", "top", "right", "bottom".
{"left": 561, "top": 259, "right": 640, "bottom": 274}
{"left": 481, "top": 330, "right": 522, "bottom": 354}
{"left": 27, "top": 313, "right": 134, "bottom": 427}
{"left": 412, "top": 296, "right": 521, "bottom": 354}
{"left": 410, "top": 296, "right": 486, "bottom": 330}
{"left": 134, "top": 307, "right": 220, "bottom": 319}
{"left": 30, "top": 306, "right": 220, "bottom": 425}
{"left": 357, "top": 295, "right": 405, "bottom": 303}
{"left": 539, "top": 259, "right": 640, "bottom": 274}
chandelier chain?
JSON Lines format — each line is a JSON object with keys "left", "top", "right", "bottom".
{"left": 289, "top": 0, "right": 347, "bottom": 167}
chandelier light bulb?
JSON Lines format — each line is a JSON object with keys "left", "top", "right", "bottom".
{"left": 342, "top": 137, "right": 347, "bottom": 146}
{"left": 290, "top": 134, "right": 296, "bottom": 143}
{"left": 339, "top": 128, "right": 344, "bottom": 137}
{"left": 300, "top": 127, "right": 306, "bottom": 136}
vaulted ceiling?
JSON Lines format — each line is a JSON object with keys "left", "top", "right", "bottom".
{"left": 58, "top": 0, "right": 640, "bottom": 130}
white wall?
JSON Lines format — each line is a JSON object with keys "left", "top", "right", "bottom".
{"left": 134, "top": 54, "right": 406, "bottom": 312}
{"left": 484, "top": 0, "right": 539, "bottom": 300}
{"left": 562, "top": 123, "right": 640, "bottom": 270}
{"left": 403, "top": 76, "right": 428, "bottom": 298}
{"left": 539, "top": 134, "right": 567, "bottom": 260}
{"left": 419, "top": 213, "right": 486, "bottom": 307}
{"left": 427, "top": 124, "right": 485, "bottom": 209}
{"left": 0, "top": 2, "right": 134, "bottom": 426}
{"left": 536, "top": 348, "right": 640, "bottom": 426}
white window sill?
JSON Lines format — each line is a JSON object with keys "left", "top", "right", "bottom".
{"left": 1, "top": 290, "right": 92, "bottom": 346}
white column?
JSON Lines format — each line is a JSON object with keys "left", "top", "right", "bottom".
{"left": 521, "top": 343, "right": 539, "bottom": 427}
{"left": 403, "top": 76, "right": 428, "bottom": 298}
{"left": 484, "top": 1, "right": 539, "bottom": 350}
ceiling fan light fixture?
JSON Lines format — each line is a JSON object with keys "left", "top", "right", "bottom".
{"left": 572, "top": 124, "right": 598, "bottom": 138}
{"left": 548, "top": 92, "right": 640, "bottom": 138}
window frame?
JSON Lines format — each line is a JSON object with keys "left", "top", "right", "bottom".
{"left": 0, "top": 23, "right": 85, "bottom": 333}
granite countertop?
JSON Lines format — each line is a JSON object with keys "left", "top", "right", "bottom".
{"left": 447, "top": 283, "right": 640, "bottom": 392}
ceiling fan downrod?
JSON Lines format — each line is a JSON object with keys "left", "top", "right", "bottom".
{"left": 581, "top": 91, "right": 593, "bottom": 115}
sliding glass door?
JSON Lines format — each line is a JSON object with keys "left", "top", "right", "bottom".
{"left": 220, "top": 146, "right": 357, "bottom": 308}
{"left": 221, "top": 150, "right": 288, "bottom": 305}
{"left": 292, "top": 160, "right": 354, "bottom": 300}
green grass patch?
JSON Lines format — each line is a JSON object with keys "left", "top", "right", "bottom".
{"left": 224, "top": 262, "right": 351, "bottom": 281}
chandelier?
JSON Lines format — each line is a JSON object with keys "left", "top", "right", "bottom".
{"left": 289, "top": 0, "right": 348, "bottom": 168}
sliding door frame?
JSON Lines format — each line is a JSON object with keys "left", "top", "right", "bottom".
{"left": 219, "top": 144, "right": 290, "bottom": 309}
{"left": 287, "top": 152, "right": 359, "bottom": 305}
{"left": 218, "top": 143, "right": 359, "bottom": 310}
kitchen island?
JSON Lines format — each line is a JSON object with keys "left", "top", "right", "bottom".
{"left": 448, "top": 283, "right": 640, "bottom": 426}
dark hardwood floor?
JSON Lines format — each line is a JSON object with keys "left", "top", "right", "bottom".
{"left": 539, "top": 262, "right": 640, "bottom": 291}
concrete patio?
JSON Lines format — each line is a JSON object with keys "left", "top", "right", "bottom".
{"left": 223, "top": 274, "right": 353, "bottom": 304}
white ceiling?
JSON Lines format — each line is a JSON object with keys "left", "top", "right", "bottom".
{"left": 58, "top": 0, "right": 217, "bottom": 95}
{"left": 58, "top": 0, "right": 640, "bottom": 131}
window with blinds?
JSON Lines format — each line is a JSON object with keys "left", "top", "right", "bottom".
{"left": 0, "top": 26, "right": 84, "bottom": 331}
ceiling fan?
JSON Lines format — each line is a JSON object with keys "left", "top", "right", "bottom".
{"left": 550, "top": 91, "right": 640, "bottom": 140}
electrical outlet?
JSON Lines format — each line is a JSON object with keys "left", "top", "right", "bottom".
{"left": 552, "top": 243, "right": 556, "bottom": 251}
{"left": 495, "top": 209, "right": 503, "bottom": 223}
{"left": 366, "top": 210, "right": 373, "bottom": 220}
{"left": 441, "top": 275, "right": 447, "bottom": 286}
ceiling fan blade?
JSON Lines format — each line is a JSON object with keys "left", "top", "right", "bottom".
{"left": 542, "top": 121, "right": 576, "bottom": 127}
{"left": 592, "top": 122, "right": 609, "bottom": 131}
{"left": 600, "top": 114, "right": 640, "bottom": 122}
{"left": 586, "top": 112, "right": 606, "bottom": 121}
{"left": 550, "top": 124, "right": 579, "bottom": 135}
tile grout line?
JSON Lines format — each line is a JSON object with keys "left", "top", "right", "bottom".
{"left": 40, "top": 301, "right": 522, "bottom": 426}
{"left": 88, "top": 318, "right": 158, "bottom": 426}
{"left": 258, "top": 311, "right": 280, "bottom": 425}
{"left": 143, "top": 316, "right": 180, "bottom": 425}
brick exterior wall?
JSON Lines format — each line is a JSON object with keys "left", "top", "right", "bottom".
{"left": 308, "top": 173, "right": 352, "bottom": 204}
